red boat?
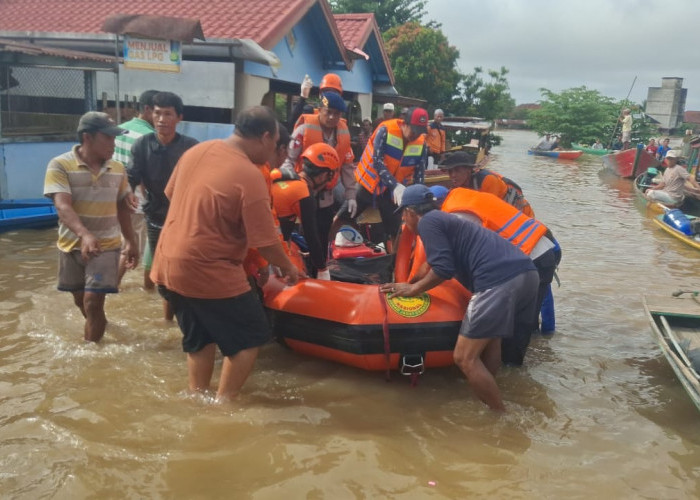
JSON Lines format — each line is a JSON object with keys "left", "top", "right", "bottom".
{"left": 602, "top": 145, "right": 660, "bottom": 178}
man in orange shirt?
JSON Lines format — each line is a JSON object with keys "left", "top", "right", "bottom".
{"left": 426, "top": 109, "right": 446, "bottom": 162}
{"left": 151, "top": 106, "right": 300, "bottom": 402}
{"left": 439, "top": 151, "right": 534, "bottom": 217}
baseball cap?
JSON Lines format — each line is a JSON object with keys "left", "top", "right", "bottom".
{"left": 320, "top": 92, "right": 347, "bottom": 113}
{"left": 77, "top": 111, "right": 126, "bottom": 137}
{"left": 438, "top": 151, "right": 477, "bottom": 170}
{"left": 429, "top": 185, "right": 449, "bottom": 203}
{"left": 383, "top": 102, "right": 395, "bottom": 111}
{"left": 394, "top": 184, "right": 435, "bottom": 213}
{"left": 665, "top": 150, "right": 678, "bottom": 158}
{"left": 405, "top": 107, "right": 428, "bottom": 134}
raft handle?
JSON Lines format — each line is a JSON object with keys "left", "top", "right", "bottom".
{"left": 400, "top": 354, "right": 425, "bottom": 376}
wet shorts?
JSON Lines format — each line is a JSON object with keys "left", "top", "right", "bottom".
{"left": 58, "top": 249, "right": 120, "bottom": 293}
{"left": 159, "top": 287, "right": 272, "bottom": 356}
{"left": 459, "top": 270, "right": 539, "bottom": 340}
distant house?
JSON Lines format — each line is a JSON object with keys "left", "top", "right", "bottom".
{"left": 0, "top": 0, "right": 397, "bottom": 199}
{"left": 683, "top": 111, "right": 700, "bottom": 132}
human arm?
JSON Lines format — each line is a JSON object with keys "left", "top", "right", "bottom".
{"left": 52, "top": 192, "right": 101, "bottom": 260}
{"left": 380, "top": 269, "right": 445, "bottom": 298}
{"left": 279, "top": 125, "right": 306, "bottom": 173}
{"left": 412, "top": 141, "right": 428, "bottom": 185}
{"left": 127, "top": 137, "right": 145, "bottom": 191}
{"left": 257, "top": 242, "right": 301, "bottom": 285}
{"left": 298, "top": 196, "right": 328, "bottom": 272}
{"left": 372, "top": 126, "right": 399, "bottom": 190}
{"left": 117, "top": 194, "right": 139, "bottom": 270}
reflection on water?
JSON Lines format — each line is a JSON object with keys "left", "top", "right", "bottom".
{"left": 1, "top": 130, "right": 699, "bottom": 498}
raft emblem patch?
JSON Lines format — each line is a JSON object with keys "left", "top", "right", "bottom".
{"left": 387, "top": 293, "right": 431, "bottom": 318}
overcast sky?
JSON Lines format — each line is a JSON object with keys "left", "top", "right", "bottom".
{"left": 424, "top": 0, "right": 700, "bottom": 110}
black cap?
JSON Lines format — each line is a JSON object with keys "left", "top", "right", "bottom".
{"left": 77, "top": 112, "right": 126, "bottom": 137}
{"left": 438, "top": 151, "right": 477, "bottom": 170}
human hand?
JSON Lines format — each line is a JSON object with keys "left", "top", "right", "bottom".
{"left": 256, "top": 265, "right": 270, "bottom": 287}
{"left": 379, "top": 282, "right": 415, "bottom": 298}
{"left": 80, "top": 233, "right": 102, "bottom": 261}
{"left": 280, "top": 264, "right": 303, "bottom": 286}
{"left": 126, "top": 191, "right": 139, "bottom": 212}
{"left": 392, "top": 184, "right": 406, "bottom": 206}
{"left": 347, "top": 199, "right": 358, "bottom": 218}
{"left": 121, "top": 239, "right": 139, "bottom": 269}
{"left": 316, "top": 268, "right": 331, "bottom": 281}
{"left": 301, "top": 74, "right": 313, "bottom": 98}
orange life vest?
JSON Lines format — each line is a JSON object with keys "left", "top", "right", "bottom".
{"left": 293, "top": 113, "right": 353, "bottom": 191}
{"left": 472, "top": 169, "right": 534, "bottom": 217}
{"left": 271, "top": 179, "right": 311, "bottom": 220}
{"left": 355, "top": 119, "right": 426, "bottom": 194}
{"left": 426, "top": 122, "right": 445, "bottom": 154}
{"left": 441, "top": 188, "right": 547, "bottom": 255}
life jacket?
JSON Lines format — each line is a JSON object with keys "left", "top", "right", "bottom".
{"left": 271, "top": 178, "right": 311, "bottom": 220}
{"left": 293, "top": 113, "right": 353, "bottom": 190}
{"left": 426, "top": 122, "right": 445, "bottom": 154}
{"left": 441, "top": 188, "right": 547, "bottom": 255}
{"left": 472, "top": 169, "right": 534, "bottom": 217}
{"left": 355, "top": 119, "right": 426, "bottom": 194}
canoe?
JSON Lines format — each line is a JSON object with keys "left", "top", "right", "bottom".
{"left": 651, "top": 211, "right": 700, "bottom": 251}
{"left": 643, "top": 292, "right": 700, "bottom": 412}
{"left": 634, "top": 172, "right": 700, "bottom": 217}
{"left": 263, "top": 226, "right": 471, "bottom": 374}
{"left": 0, "top": 199, "right": 57, "bottom": 232}
{"left": 572, "top": 143, "right": 613, "bottom": 155}
{"left": 528, "top": 149, "right": 583, "bottom": 160}
{"left": 602, "top": 145, "right": 660, "bottom": 178}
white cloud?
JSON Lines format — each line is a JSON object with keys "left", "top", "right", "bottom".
{"left": 425, "top": 0, "right": 699, "bottom": 109}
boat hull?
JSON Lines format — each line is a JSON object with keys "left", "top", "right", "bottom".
{"left": 0, "top": 200, "right": 58, "bottom": 232}
{"left": 652, "top": 213, "right": 700, "bottom": 251}
{"left": 643, "top": 294, "right": 700, "bottom": 412}
{"left": 602, "top": 147, "right": 660, "bottom": 178}
{"left": 528, "top": 149, "right": 583, "bottom": 160}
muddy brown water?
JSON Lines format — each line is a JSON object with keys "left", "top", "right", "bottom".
{"left": 1, "top": 130, "right": 699, "bottom": 498}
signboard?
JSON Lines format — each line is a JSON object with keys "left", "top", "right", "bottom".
{"left": 123, "top": 36, "right": 181, "bottom": 73}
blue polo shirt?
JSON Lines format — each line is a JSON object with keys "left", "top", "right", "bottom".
{"left": 417, "top": 210, "right": 536, "bottom": 293}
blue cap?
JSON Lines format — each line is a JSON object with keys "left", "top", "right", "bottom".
{"left": 320, "top": 92, "right": 347, "bottom": 113}
{"left": 395, "top": 184, "right": 435, "bottom": 212}
{"left": 429, "top": 185, "right": 449, "bottom": 203}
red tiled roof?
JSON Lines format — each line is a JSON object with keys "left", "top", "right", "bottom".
{"left": 0, "top": 0, "right": 315, "bottom": 49}
{"left": 334, "top": 13, "right": 374, "bottom": 50}
{"left": 684, "top": 111, "right": 700, "bottom": 124}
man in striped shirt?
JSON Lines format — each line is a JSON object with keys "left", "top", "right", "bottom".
{"left": 44, "top": 111, "right": 139, "bottom": 342}
{"left": 113, "top": 89, "right": 157, "bottom": 286}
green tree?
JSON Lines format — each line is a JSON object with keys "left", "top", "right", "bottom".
{"left": 529, "top": 87, "right": 654, "bottom": 148}
{"left": 383, "top": 22, "right": 461, "bottom": 109}
{"left": 448, "top": 66, "right": 514, "bottom": 120}
{"left": 329, "top": 0, "right": 428, "bottom": 32}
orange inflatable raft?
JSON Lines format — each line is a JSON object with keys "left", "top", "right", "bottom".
{"left": 263, "top": 226, "right": 471, "bottom": 373}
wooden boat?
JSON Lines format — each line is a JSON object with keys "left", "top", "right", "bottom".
{"left": 263, "top": 226, "right": 471, "bottom": 373}
{"left": 643, "top": 292, "right": 700, "bottom": 412}
{"left": 572, "top": 143, "right": 613, "bottom": 155}
{"left": 602, "top": 145, "right": 660, "bottom": 178}
{"left": 528, "top": 149, "right": 583, "bottom": 160}
{"left": 651, "top": 211, "right": 700, "bottom": 251}
{"left": 0, "top": 199, "right": 57, "bottom": 232}
{"left": 634, "top": 172, "right": 700, "bottom": 217}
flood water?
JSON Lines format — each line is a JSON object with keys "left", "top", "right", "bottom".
{"left": 2, "top": 129, "right": 699, "bottom": 498}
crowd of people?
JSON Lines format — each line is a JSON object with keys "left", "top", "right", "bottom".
{"left": 43, "top": 75, "right": 561, "bottom": 411}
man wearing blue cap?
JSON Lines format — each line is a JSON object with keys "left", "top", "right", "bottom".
{"left": 380, "top": 184, "right": 539, "bottom": 411}
{"left": 279, "top": 91, "right": 356, "bottom": 280}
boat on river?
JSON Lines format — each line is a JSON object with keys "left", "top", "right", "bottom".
{"left": 572, "top": 143, "right": 613, "bottom": 156}
{"left": 528, "top": 149, "right": 583, "bottom": 160}
{"left": 263, "top": 226, "right": 471, "bottom": 374}
{"left": 634, "top": 171, "right": 700, "bottom": 217}
{"left": 651, "top": 210, "right": 700, "bottom": 251}
{"left": 643, "top": 292, "right": 700, "bottom": 412}
{"left": 602, "top": 145, "right": 660, "bottom": 178}
{"left": 0, "top": 198, "right": 57, "bottom": 233}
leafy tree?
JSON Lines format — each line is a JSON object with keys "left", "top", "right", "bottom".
{"left": 448, "top": 66, "right": 514, "bottom": 120}
{"left": 383, "top": 22, "right": 461, "bottom": 109}
{"left": 329, "top": 0, "right": 428, "bottom": 32}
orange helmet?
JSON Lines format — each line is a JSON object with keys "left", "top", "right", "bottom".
{"left": 320, "top": 73, "right": 343, "bottom": 94}
{"left": 301, "top": 143, "right": 340, "bottom": 171}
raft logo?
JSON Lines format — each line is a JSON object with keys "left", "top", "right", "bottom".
{"left": 387, "top": 293, "right": 431, "bottom": 318}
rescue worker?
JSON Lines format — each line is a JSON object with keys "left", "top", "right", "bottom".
{"left": 281, "top": 91, "right": 357, "bottom": 257}
{"left": 426, "top": 109, "right": 446, "bottom": 163}
{"left": 438, "top": 151, "right": 535, "bottom": 217}
{"left": 288, "top": 73, "right": 344, "bottom": 131}
{"left": 439, "top": 188, "right": 561, "bottom": 365}
{"left": 343, "top": 106, "right": 429, "bottom": 249}
{"left": 272, "top": 143, "right": 341, "bottom": 280}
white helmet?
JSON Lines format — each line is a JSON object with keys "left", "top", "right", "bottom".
{"left": 334, "top": 226, "right": 363, "bottom": 247}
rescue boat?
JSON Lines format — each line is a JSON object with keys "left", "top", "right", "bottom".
{"left": 263, "top": 226, "right": 471, "bottom": 374}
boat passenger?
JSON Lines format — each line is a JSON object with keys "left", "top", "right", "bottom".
{"left": 533, "top": 134, "right": 553, "bottom": 151}
{"left": 657, "top": 138, "right": 671, "bottom": 161}
{"left": 619, "top": 109, "right": 633, "bottom": 150}
{"left": 438, "top": 151, "right": 535, "bottom": 217}
{"left": 272, "top": 143, "right": 341, "bottom": 280}
{"left": 591, "top": 139, "right": 604, "bottom": 150}
{"left": 380, "top": 184, "right": 539, "bottom": 411}
{"left": 645, "top": 138, "right": 658, "bottom": 156}
{"left": 645, "top": 150, "right": 700, "bottom": 205}
{"left": 426, "top": 109, "right": 446, "bottom": 161}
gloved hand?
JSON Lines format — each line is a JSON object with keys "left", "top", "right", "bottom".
{"left": 347, "top": 199, "right": 358, "bottom": 218}
{"left": 300, "top": 74, "right": 313, "bottom": 98}
{"left": 316, "top": 268, "right": 331, "bottom": 281}
{"left": 392, "top": 184, "right": 406, "bottom": 206}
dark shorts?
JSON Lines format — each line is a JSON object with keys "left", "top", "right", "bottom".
{"left": 459, "top": 270, "right": 539, "bottom": 340}
{"left": 159, "top": 287, "right": 272, "bottom": 356}
{"left": 58, "top": 249, "right": 120, "bottom": 293}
